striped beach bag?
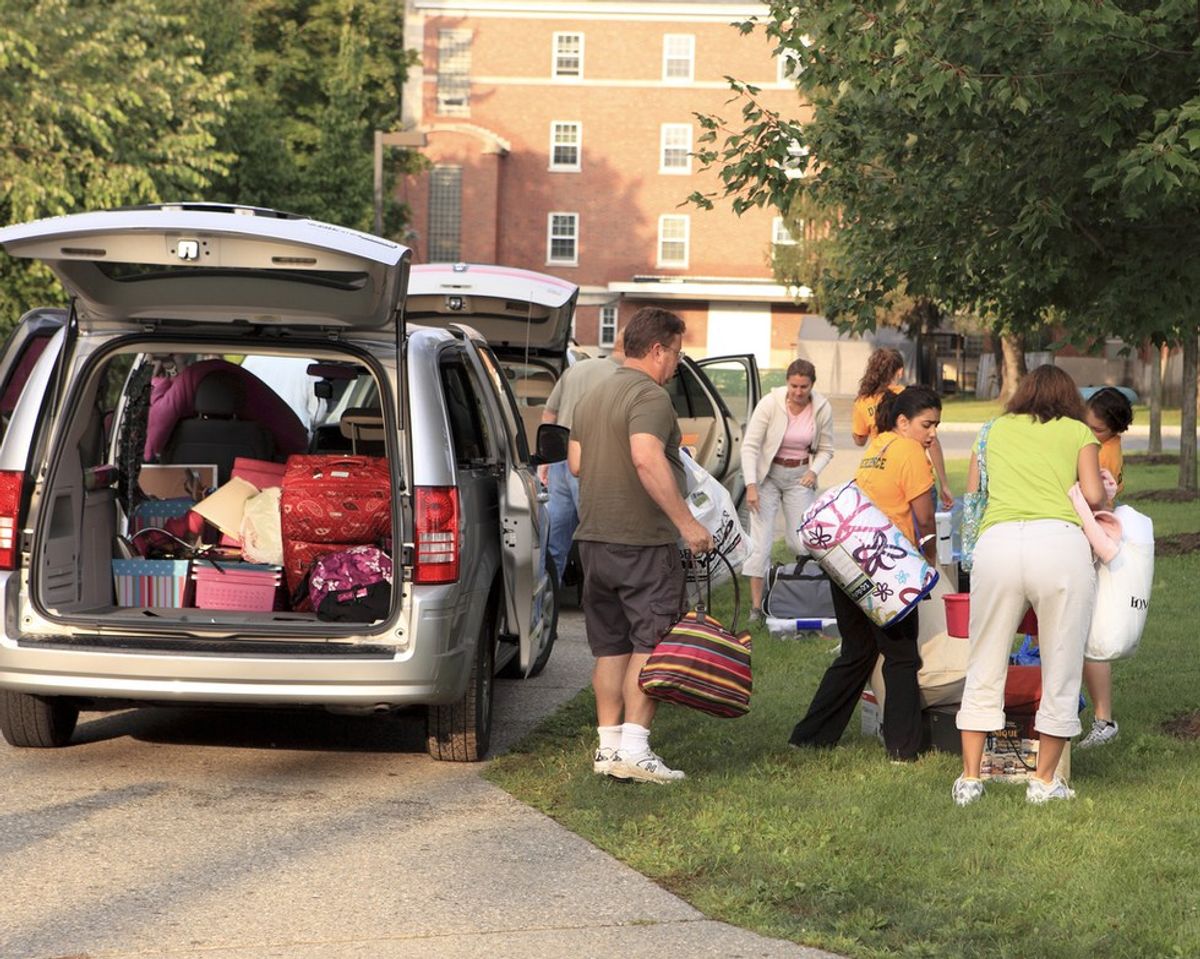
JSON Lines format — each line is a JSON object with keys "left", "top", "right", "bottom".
{"left": 638, "top": 552, "right": 752, "bottom": 719}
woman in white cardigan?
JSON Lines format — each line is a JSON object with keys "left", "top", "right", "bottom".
{"left": 741, "top": 358, "right": 836, "bottom": 621}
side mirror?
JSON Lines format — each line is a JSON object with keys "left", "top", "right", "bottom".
{"left": 532, "top": 423, "right": 569, "bottom": 465}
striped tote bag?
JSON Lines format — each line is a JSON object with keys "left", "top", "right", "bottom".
{"left": 639, "top": 603, "right": 752, "bottom": 718}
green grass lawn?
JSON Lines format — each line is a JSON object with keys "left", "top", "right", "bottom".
{"left": 487, "top": 460, "right": 1200, "bottom": 958}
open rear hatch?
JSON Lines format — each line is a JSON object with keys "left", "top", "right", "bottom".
{"left": 0, "top": 207, "right": 412, "bottom": 648}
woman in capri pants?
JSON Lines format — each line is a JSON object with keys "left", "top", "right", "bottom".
{"left": 952, "top": 366, "right": 1105, "bottom": 807}
{"left": 740, "top": 359, "right": 835, "bottom": 622}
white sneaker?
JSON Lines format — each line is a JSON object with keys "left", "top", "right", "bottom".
{"left": 1026, "top": 776, "right": 1076, "bottom": 804}
{"left": 610, "top": 749, "right": 686, "bottom": 784}
{"left": 593, "top": 746, "right": 620, "bottom": 776}
{"left": 1077, "top": 718, "right": 1119, "bottom": 750}
{"left": 952, "top": 775, "right": 986, "bottom": 807}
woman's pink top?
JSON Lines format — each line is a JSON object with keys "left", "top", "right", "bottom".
{"left": 775, "top": 402, "right": 815, "bottom": 460}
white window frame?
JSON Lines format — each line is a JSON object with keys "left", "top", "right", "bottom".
{"left": 659, "top": 123, "right": 692, "bottom": 175}
{"left": 657, "top": 215, "right": 690, "bottom": 268}
{"left": 436, "top": 28, "right": 472, "bottom": 117}
{"left": 549, "top": 121, "right": 582, "bottom": 172}
{"left": 777, "top": 51, "right": 801, "bottom": 84}
{"left": 772, "top": 217, "right": 798, "bottom": 246}
{"left": 663, "top": 34, "right": 695, "bottom": 83}
{"left": 552, "top": 32, "right": 584, "bottom": 80}
{"left": 547, "top": 212, "right": 579, "bottom": 266}
{"left": 599, "top": 305, "right": 618, "bottom": 348}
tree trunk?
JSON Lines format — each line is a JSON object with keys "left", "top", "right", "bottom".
{"left": 1179, "top": 330, "right": 1197, "bottom": 492}
{"left": 1148, "top": 341, "right": 1165, "bottom": 455}
{"left": 997, "top": 333, "right": 1027, "bottom": 406}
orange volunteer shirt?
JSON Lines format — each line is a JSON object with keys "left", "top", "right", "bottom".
{"left": 851, "top": 384, "right": 904, "bottom": 440}
{"left": 855, "top": 430, "right": 935, "bottom": 547}
{"left": 1099, "top": 435, "right": 1124, "bottom": 500}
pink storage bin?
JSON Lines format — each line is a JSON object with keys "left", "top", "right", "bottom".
{"left": 193, "top": 562, "right": 285, "bottom": 611}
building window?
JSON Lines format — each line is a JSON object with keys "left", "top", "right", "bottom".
{"left": 549, "top": 121, "right": 581, "bottom": 171}
{"left": 547, "top": 212, "right": 578, "bottom": 265}
{"left": 428, "top": 165, "right": 463, "bottom": 262}
{"left": 772, "top": 217, "right": 798, "bottom": 246}
{"left": 657, "top": 215, "right": 689, "bottom": 267}
{"left": 663, "top": 34, "right": 695, "bottom": 82}
{"left": 777, "top": 51, "right": 801, "bottom": 84}
{"left": 599, "top": 306, "right": 617, "bottom": 348}
{"left": 437, "top": 29, "right": 471, "bottom": 116}
{"left": 660, "top": 124, "right": 692, "bottom": 174}
{"left": 553, "top": 32, "right": 583, "bottom": 79}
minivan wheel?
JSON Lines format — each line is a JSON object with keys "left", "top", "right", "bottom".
{"left": 426, "top": 591, "right": 497, "bottom": 762}
{"left": 498, "top": 556, "right": 559, "bottom": 680}
{"left": 0, "top": 691, "right": 79, "bottom": 748}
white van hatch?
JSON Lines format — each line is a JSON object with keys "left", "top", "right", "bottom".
{"left": 405, "top": 264, "right": 577, "bottom": 356}
{"left": 0, "top": 205, "right": 410, "bottom": 330}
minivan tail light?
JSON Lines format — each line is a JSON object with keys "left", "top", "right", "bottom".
{"left": 413, "top": 486, "right": 459, "bottom": 584}
{"left": 0, "top": 471, "right": 25, "bottom": 570}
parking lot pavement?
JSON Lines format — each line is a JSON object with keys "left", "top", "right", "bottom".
{"left": 0, "top": 612, "right": 838, "bottom": 959}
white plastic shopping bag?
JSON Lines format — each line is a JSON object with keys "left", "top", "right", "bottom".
{"left": 678, "top": 450, "right": 753, "bottom": 574}
{"left": 1085, "top": 505, "right": 1154, "bottom": 661}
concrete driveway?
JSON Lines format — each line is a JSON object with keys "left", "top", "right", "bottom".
{"left": 1, "top": 615, "right": 836, "bottom": 959}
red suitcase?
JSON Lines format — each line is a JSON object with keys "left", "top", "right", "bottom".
{"left": 280, "top": 455, "right": 392, "bottom": 543}
{"left": 284, "top": 539, "right": 360, "bottom": 611}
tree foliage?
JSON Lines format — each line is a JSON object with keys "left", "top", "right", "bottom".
{"left": 692, "top": 1, "right": 1200, "bottom": 487}
{"left": 0, "top": 0, "right": 234, "bottom": 326}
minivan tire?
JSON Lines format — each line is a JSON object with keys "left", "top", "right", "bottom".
{"left": 426, "top": 590, "right": 497, "bottom": 762}
{"left": 498, "top": 556, "right": 559, "bottom": 680}
{"left": 0, "top": 691, "right": 79, "bottom": 748}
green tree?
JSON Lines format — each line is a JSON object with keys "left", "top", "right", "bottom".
{"left": 178, "top": 0, "right": 421, "bottom": 233}
{"left": 0, "top": 0, "right": 234, "bottom": 328}
{"left": 693, "top": 1, "right": 1200, "bottom": 489}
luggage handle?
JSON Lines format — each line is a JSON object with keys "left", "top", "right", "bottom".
{"left": 683, "top": 548, "right": 742, "bottom": 633}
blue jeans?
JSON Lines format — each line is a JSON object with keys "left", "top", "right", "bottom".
{"left": 547, "top": 460, "right": 580, "bottom": 578}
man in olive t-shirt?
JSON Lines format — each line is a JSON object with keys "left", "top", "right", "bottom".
{"left": 568, "top": 307, "right": 712, "bottom": 785}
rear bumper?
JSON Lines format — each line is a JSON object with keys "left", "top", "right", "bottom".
{"left": 0, "top": 579, "right": 480, "bottom": 708}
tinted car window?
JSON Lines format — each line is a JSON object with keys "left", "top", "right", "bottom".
{"left": 664, "top": 365, "right": 716, "bottom": 419}
{"left": 441, "top": 356, "right": 491, "bottom": 466}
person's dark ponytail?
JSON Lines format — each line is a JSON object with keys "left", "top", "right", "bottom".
{"left": 875, "top": 386, "right": 942, "bottom": 434}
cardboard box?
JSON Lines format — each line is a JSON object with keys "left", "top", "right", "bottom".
{"left": 112, "top": 559, "right": 193, "bottom": 608}
{"left": 981, "top": 721, "right": 1071, "bottom": 783}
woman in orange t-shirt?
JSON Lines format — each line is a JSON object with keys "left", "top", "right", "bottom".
{"left": 1079, "top": 387, "right": 1134, "bottom": 751}
{"left": 852, "top": 348, "right": 953, "bottom": 508}
{"left": 789, "top": 386, "right": 942, "bottom": 762}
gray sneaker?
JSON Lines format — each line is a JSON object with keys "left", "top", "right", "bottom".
{"left": 1077, "top": 718, "right": 1119, "bottom": 750}
{"left": 593, "top": 746, "right": 620, "bottom": 776}
{"left": 748, "top": 607, "right": 764, "bottom": 626}
{"left": 610, "top": 749, "right": 686, "bottom": 784}
{"left": 1026, "top": 776, "right": 1076, "bottom": 804}
{"left": 952, "top": 775, "right": 986, "bottom": 807}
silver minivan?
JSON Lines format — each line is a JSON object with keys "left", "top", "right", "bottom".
{"left": 0, "top": 204, "right": 566, "bottom": 761}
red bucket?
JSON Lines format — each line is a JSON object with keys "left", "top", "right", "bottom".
{"left": 1018, "top": 607, "right": 1038, "bottom": 636}
{"left": 943, "top": 593, "right": 970, "bottom": 638}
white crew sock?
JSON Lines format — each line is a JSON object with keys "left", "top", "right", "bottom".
{"left": 597, "top": 725, "right": 622, "bottom": 753}
{"left": 619, "top": 722, "right": 651, "bottom": 757}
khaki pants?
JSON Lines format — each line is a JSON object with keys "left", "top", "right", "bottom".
{"left": 956, "top": 520, "right": 1095, "bottom": 738}
{"left": 742, "top": 463, "right": 815, "bottom": 578}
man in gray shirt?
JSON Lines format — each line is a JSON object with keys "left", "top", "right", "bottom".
{"left": 539, "top": 336, "right": 623, "bottom": 581}
{"left": 568, "top": 307, "right": 712, "bottom": 784}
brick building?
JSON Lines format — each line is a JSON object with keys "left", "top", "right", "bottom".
{"left": 397, "top": 0, "right": 821, "bottom": 370}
